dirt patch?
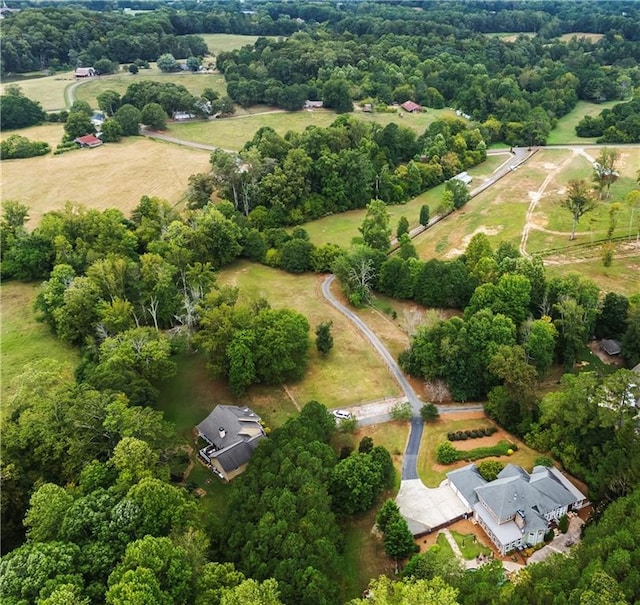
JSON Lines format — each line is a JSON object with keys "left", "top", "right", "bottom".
{"left": 451, "top": 432, "right": 511, "bottom": 451}
{"left": 444, "top": 226, "right": 504, "bottom": 258}
{"left": 587, "top": 340, "right": 624, "bottom": 367}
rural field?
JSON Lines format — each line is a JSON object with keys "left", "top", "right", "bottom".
{"left": 73, "top": 67, "right": 229, "bottom": 109}
{"left": 547, "top": 99, "right": 619, "bottom": 145}
{"left": 0, "top": 69, "right": 76, "bottom": 111}
{"left": 1, "top": 133, "right": 211, "bottom": 225}
{"left": 302, "top": 152, "right": 512, "bottom": 249}
{"left": 196, "top": 33, "right": 265, "bottom": 55}
{"left": 167, "top": 107, "right": 458, "bottom": 151}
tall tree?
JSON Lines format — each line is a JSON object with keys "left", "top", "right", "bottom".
{"left": 593, "top": 148, "right": 620, "bottom": 200}
{"left": 359, "top": 199, "right": 391, "bottom": 252}
{"left": 561, "top": 179, "right": 597, "bottom": 240}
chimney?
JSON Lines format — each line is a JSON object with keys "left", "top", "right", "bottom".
{"left": 218, "top": 427, "right": 226, "bottom": 439}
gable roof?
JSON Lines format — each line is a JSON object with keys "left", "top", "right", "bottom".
{"left": 601, "top": 339, "right": 621, "bottom": 355}
{"left": 401, "top": 100, "right": 422, "bottom": 112}
{"left": 447, "top": 463, "right": 485, "bottom": 507}
{"left": 197, "top": 405, "right": 265, "bottom": 473}
{"left": 74, "top": 134, "right": 102, "bottom": 147}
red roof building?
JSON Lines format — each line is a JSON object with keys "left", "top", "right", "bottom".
{"left": 74, "top": 134, "right": 103, "bottom": 148}
{"left": 400, "top": 100, "right": 422, "bottom": 113}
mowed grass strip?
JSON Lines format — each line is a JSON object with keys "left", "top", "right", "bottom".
{"left": 1, "top": 136, "right": 211, "bottom": 226}
{"left": 547, "top": 99, "right": 619, "bottom": 145}
{"left": 216, "top": 261, "right": 401, "bottom": 407}
{"left": 1, "top": 70, "right": 76, "bottom": 111}
{"left": 0, "top": 282, "right": 78, "bottom": 401}
{"left": 168, "top": 107, "right": 458, "bottom": 151}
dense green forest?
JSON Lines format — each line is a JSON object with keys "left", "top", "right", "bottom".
{"left": 2, "top": 2, "right": 640, "bottom": 604}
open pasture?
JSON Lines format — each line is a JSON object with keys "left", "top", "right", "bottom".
{"left": 216, "top": 261, "right": 401, "bottom": 407}
{"left": 1, "top": 136, "right": 211, "bottom": 226}
{"left": 73, "top": 67, "right": 228, "bottom": 109}
{"left": 168, "top": 107, "right": 457, "bottom": 151}
{"left": 302, "top": 152, "right": 511, "bottom": 249}
{"left": 1, "top": 122, "right": 66, "bottom": 148}
{"left": 1, "top": 70, "right": 75, "bottom": 111}
{"left": 196, "top": 33, "right": 265, "bottom": 55}
{"left": 559, "top": 32, "right": 604, "bottom": 43}
{"left": 547, "top": 100, "right": 620, "bottom": 145}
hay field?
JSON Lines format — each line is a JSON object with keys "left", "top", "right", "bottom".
{"left": 0, "top": 70, "right": 76, "bottom": 111}
{"left": 1, "top": 136, "right": 211, "bottom": 226}
{"left": 196, "top": 34, "right": 264, "bottom": 55}
{"left": 547, "top": 100, "right": 619, "bottom": 145}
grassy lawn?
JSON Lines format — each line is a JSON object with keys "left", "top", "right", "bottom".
{"left": 436, "top": 531, "right": 456, "bottom": 556}
{"left": 168, "top": 107, "right": 457, "bottom": 152}
{"left": 417, "top": 414, "right": 542, "bottom": 488}
{"left": 547, "top": 100, "right": 618, "bottom": 145}
{"left": 156, "top": 353, "right": 298, "bottom": 440}
{"left": 450, "top": 530, "right": 492, "bottom": 560}
{"left": 0, "top": 281, "right": 78, "bottom": 401}
{"left": 0, "top": 122, "right": 66, "bottom": 148}
{"left": 1, "top": 70, "right": 76, "bottom": 111}
{"left": 341, "top": 509, "right": 392, "bottom": 601}
{"left": 217, "top": 261, "right": 401, "bottom": 407}
{"left": 73, "top": 68, "right": 229, "bottom": 109}
{"left": 332, "top": 421, "right": 410, "bottom": 489}
{"left": 1, "top": 136, "right": 210, "bottom": 226}
{"left": 196, "top": 33, "right": 265, "bottom": 55}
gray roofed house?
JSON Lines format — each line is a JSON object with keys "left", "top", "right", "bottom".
{"left": 447, "top": 463, "right": 587, "bottom": 555}
{"left": 197, "top": 405, "right": 266, "bottom": 481}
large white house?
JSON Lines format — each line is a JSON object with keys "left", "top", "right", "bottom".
{"left": 447, "top": 463, "right": 587, "bottom": 555}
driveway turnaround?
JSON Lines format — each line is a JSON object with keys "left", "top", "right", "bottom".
{"left": 396, "top": 479, "right": 468, "bottom": 535}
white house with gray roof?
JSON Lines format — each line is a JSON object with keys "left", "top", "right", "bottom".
{"left": 197, "top": 405, "right": 266, "bottom": 481}
{"left": 447, "top": 463, "right": 587, "bottom": 555}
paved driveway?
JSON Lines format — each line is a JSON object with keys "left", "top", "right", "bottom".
{"left": 396, "top": 479, "right": 468, "bottom": 535}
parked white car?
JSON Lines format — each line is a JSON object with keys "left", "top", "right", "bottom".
{"left": 332, "top": 409, "right": 352, "bottom": 420}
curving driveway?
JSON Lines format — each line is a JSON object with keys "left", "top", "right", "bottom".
{"left": 321, "top": 274, "right": 424, "bottom": 479}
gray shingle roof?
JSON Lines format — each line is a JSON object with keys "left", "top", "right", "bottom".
{"left": 447, "top": 463, "right": 486, "bottom": 508}
{"left": 197, "top": 405, "right": 265, "bottom": 474}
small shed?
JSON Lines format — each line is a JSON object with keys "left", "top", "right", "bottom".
{"left": 401, "top": 100, "right": 422, "bottom": 113}
{"left": 452, "top": 171, "right": 473, "bottom": 185}
{"left": 305, "top": 100, "right": 323, "bottom": 109}
{"left": 74, "top": 134, "right": 103, "bottom": 148}
{"left": 600, "top": 339, "right": 621, "bottom": 356}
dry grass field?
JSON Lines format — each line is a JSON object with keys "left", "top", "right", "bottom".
{"left": 1, "top": 135, "right": 211, "bottom": 226}
{"left": 559, "top": 32, "right": 604, "bottom": 43}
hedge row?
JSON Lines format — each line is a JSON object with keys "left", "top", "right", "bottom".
{"left": 448, "top": 426, "right": 498, "bottom": 441}
{"left": 436, "top": 439, "right": 518, "bottom": 464}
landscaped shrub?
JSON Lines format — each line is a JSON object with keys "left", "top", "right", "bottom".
{"left": 436, "top": 441, "right": 459, "bottom": 464}
{"left": 447, "top": 426, "right": 498, "bottom": 442}
{"left": 558, "top": 514, "right": 569, "bottom": 533}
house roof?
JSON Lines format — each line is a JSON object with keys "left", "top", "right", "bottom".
{"left": 401, "top": 100, "right": 422, "bottom": 112}
{"left": 197, "top": 405, "right": 265, "bottom": 473}
{"left": 74, "top": 134, "right": 102, "bottom": 146}
{"left": 447, "top": 463, "right": 486, "bottom": 507}
{"left": 601, "top": 339, "right": 621, "bottom": 355}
